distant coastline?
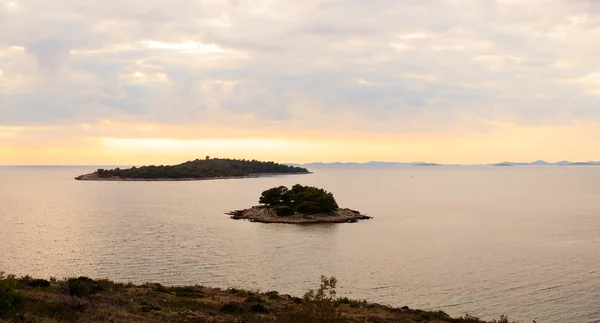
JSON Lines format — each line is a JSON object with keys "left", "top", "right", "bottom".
{"left": 412, "top": 163, "right": 442, "bottom": 167}
{"left": 292, "top": 160, "right": 600, "bottom": 168}
{"left": 75, "top": 172, "right": 311, "bottom": 181}
{"left": 74, "top": 158, "right": 311, "bottom": 181}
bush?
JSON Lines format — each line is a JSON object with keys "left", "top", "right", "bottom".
{"left": 149, "top": 283, "right": 169, "bottom": 294}
{"left": 28, "top": 279, "right": 51, "bottom": 288}
{"left": 274, "top": 206, "right": 295, "bottom": 217}
{"left": 140, "top": 300, "right": 161, "bottom": 312}
{"left": 67, "top": 277, "right": 104, "bottom": 297}
{"left": 302, "top": 276, "right": 339, "bottom": 323}
{"left": 492, "top": 315, "right": 515, "bottom": 323}
{"left": 245, "top": 295, "right": 263, "bottom": 303}
{"left": 265, "top": 291, "right": 280, "bottom": 300}
{"left": 169, "top": 286, "right": 204, "bottom": 298}
{"left": 296, "top": 201, "right": 322, "bottom": 214}
{"left": 249, "top": 303, "right": 269, "bottom": 313}
{"left": 415, "top": 310, "right": 451, "bottom": 321}
{"left": 0, "top": 286, "right": 24, "bottom": 319}
{"left": 337, "top": 297, "right": 363, "bottom": 309}
{"left": 337, "top": 297, "right": 350, "bottom": 305}
{"left": 220, "top": 302, "right": 244, "bottom": 313}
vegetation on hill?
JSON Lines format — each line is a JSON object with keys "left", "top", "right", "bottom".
{"left": 0, "top": 273, "right": 516, "bottom": 323}
{"left": 259, "top": 184, "right": 339, "bottom": 216}
{"left": 91, "top": 157, "right": 309, "bottom": 179}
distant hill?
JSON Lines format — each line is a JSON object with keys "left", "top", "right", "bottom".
{"left": 301, "top": 161, "right": 436, "bottom": 168}
{"left": 531, "top": 160, "right": 551, "bottom": 166}
{"left": 76, "top": 158, "right": 310, "bottom": 180}
{"left": 567, "top": 162, "right": 600, "bottom": 166}
{"left": 490, "top": 160, "right": 599, "bottom": 166}
{"left": 412, "top": 163, "right": 442, "bottom": 166}
{"left": 493, "top": 162, "right": 515, "bottom": 167}
{"left": 296, "top": 160, "right": 599, "bottom": 167}
{"left": 555, "top": 160, "right": 572, "bottom": 166}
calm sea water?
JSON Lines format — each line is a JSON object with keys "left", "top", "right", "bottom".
{"left": 0, "top": 166, "right": 599, "bottom": 322}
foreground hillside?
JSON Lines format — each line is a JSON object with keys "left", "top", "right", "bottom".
{"left": 75, "top": 158, "right": 310, "bottom": 180}
{"left": 0, "top": 275, "right": 515, "bottom": 323}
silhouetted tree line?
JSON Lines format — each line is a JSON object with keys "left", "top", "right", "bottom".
{"left": 94, "top": 158, "right": 309, "bottom": 179}
{"left": 259, "top": 184, "right": 339, "bottom": 216}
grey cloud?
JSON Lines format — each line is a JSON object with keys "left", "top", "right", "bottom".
{"left": 1, "top": 0, "right": 600, "bottom": 133}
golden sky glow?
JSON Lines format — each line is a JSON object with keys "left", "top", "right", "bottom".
{"left": 1, "top": 1, "right": 600, "bottom": 165}
{"left": 1, "top": 121, "right": 599, "bottom": 165}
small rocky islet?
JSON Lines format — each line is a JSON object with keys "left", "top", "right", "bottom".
{"left": 228, "top": 184, "right": 372, "bottom": 224}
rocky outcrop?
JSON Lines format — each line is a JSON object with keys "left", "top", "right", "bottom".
{"left": 227, "top": 206, "right": 372, "bottom": 224}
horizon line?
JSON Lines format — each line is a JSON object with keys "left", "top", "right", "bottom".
{"left": 2, "top": 159, "right": 600, "bottom": 167}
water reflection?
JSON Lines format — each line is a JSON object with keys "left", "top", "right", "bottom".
{"left": 0, "top": 166, "right": 599, "bottom": 322}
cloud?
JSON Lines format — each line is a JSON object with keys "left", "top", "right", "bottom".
{"left": 1, "top": 0, "right": 600, "bottom": 146}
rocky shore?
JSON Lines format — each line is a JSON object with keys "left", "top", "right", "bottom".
{"left": 0, "top": 274, "right": 508, "bottom": 323}
{"left": 228, "top": 206, "right": 372, "bottom": 223}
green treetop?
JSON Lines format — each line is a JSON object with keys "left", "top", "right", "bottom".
{"left": 259, "top": 184, "right": 339, "bottom": 215}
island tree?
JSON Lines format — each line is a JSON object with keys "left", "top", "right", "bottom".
{"left": 259, "top": 184, "right": 339, "bottom": 216}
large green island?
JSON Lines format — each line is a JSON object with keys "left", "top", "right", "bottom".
{"left": 75, "top": 158, "right": 310, "bottom": 181}
{"left": 228, "top": 184, "right": 372, "bottom": 223}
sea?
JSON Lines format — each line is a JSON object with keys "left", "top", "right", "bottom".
{"left": 0, "top": 166, "right": 599, "bottom": 322}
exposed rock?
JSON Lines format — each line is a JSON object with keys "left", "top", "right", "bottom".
{"left": 228, "top": 206, "right": 372, "bottom": 224}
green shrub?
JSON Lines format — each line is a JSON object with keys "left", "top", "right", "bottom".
{"left": 274, "top": 206, "right": 295, "bottom": 217}
{"left": 0, "top": 274, "right": 17, "bottom": 290}
{"left": 415, "top": 310, "right": 451, "bottom": 321}
{"left": 302, "top": 276, "right": 339, "bottom": 323}
{"left": 220, "top": 302, "right": 244, "bottom": 313}
{"left": 337, "top": 297, "right": 350, "bottom": 305}
{"left": 67, "top": 277, "right": 104, "bottom": 297}
{"left": 169, "top": 286, "right": 204, "bottom": 298}
{"left": 492, "top": 315, "right": 515, "bottom": 323}
{"left": 265, "top": 291, "right": 280, "bottom": 300}
{"left": 249, "top": 303, "right": 269, "bottom": 313}
{"left": 140, "top": 300, "right": 161, "bottom": 312}
{"left": 28, "top": 279, "right": 51, "bottom": 288}
{"left": 245, "top": 295, "right": 263, "bottom": 303}
{"left": 94, "top": 278, "right": 114, "bottom": 291}
{"left": 16, "top": 275, "right": 33, "bottom": 286}
{"left": 0, "top": 286, "right": 24, "bottom": 319}
{"left": 150, "top": 283, "right": 169, "bottom": 294}
{"left": 337, "top": 297, "right": 362, "bottom": 308}
{"left": 296, "top": 201, "right": 321, "bottom": 214}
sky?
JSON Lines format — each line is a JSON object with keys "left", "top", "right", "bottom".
{"left": 1, "top": 0, "right": 600, "bottom": 165}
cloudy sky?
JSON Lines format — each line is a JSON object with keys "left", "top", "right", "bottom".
{"left": 1, "top": 0, "right": 600, "bottom": 164}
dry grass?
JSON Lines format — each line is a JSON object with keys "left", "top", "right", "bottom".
{"left": 0, "top": 274, "right": 514, "bottom": 323}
